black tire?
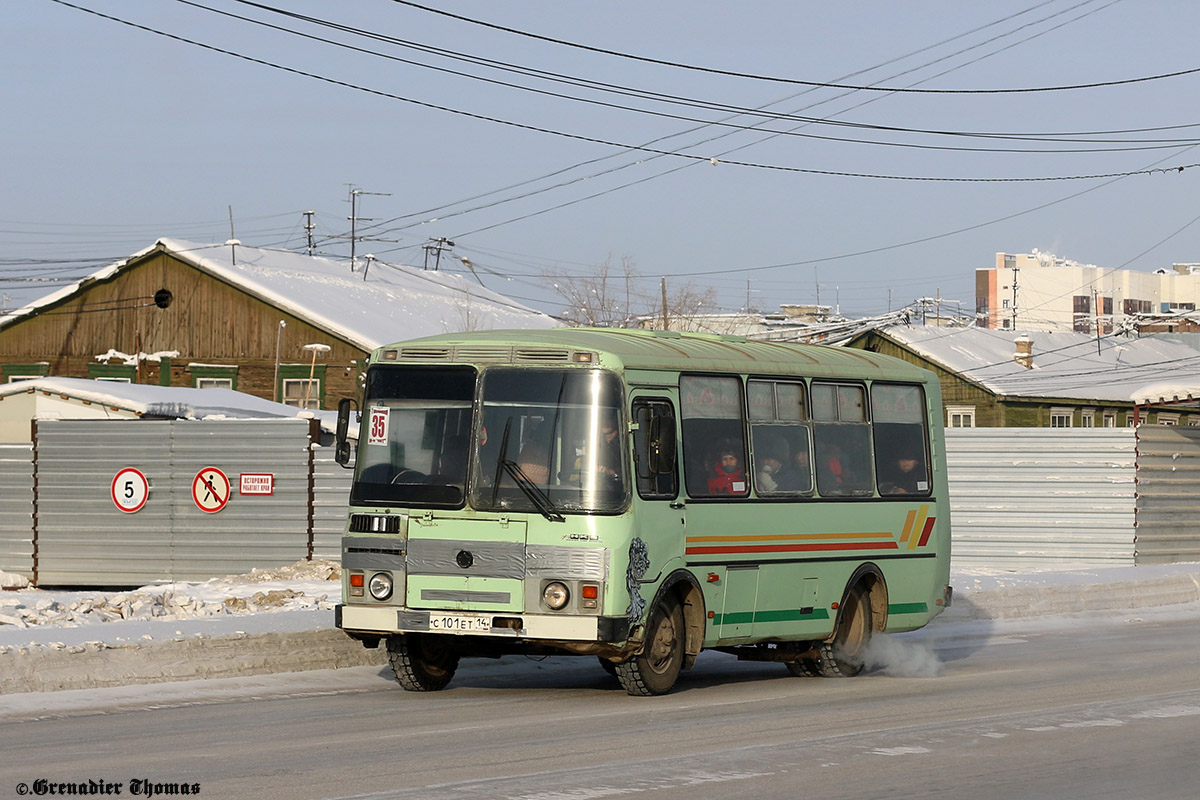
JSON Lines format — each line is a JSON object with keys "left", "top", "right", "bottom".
{"left": 616, "top": 597, "right": 685, "bottom": 696}
{"left": 386, "top": 633, "right": 460, "bottom": 691}
{"left": 598, "top": 657, "right": 618, "bottom": 677}
{"left": 785, "top": 657, "right": 822, "bottom": 677}
{"left": 811, "top": 585, "right": 873, "bottom": 678}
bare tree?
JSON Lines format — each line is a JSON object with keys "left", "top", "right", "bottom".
{"left": 543, "top": 256, "right": 718, "bottom": 330}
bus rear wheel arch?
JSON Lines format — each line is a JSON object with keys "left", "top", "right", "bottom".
{"left": 793, "top": 567, "right": 888, "bottom": 678}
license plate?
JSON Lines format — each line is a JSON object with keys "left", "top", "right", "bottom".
{"left": 428, "top": 613, "right": 491, "bottom": 633}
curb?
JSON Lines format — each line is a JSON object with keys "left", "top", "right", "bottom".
{"left": 938, "top": 572, "right": 1200, "bottom": 622}
{"left": 0, "top": 629, "right": 387, "bottom": 696}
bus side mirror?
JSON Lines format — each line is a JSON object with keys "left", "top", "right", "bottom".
{"left": 647, "top": 416, "right": 676, "bottom": 475}
{"left": 335, "top": 397, "right": 358, "bottom": 467}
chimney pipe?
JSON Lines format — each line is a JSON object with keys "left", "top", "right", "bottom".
{"left": 1014, "top": 335, "right": 1034, "bottom": 369}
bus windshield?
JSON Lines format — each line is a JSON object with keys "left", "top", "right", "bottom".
{"left": 351, "top": 366, "right": 476, "bottom": 507}
{"left": 471, "top": 368, "right": 628, "bottom": 515}
{"left": 352, "top": 365, "right": 628, "bottom": 513}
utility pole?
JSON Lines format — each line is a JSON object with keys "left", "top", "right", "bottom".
{"left": 345, "top": 186, "right": 390, "bottom": 273}
{"left": 660, "top": 277, "right": 669, "bottom": 331}
{"left": 423, "top": 237, "right": 455, "bottom": 271}
{"left": 303, "top": 210, "right": 316, "bottom": 256}
{"left": 1010, "top": 265, "right": 1020, "bottom": 329}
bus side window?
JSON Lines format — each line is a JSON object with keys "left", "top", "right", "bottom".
{"left": 812, "top": 382, "right": 874, "bottom": 497}
{"left": 871, "top": 384, "right": 932, "bottom": 496}
{"left": 680, "top": 375, "right": 748, "bottom": 498}
{"left": 633, "top": 400, "right": 678, "bottom": 499}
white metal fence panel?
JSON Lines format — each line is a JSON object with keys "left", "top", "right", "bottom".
{"left": 0, "top": 444, "right": 34, "bottom": 579}
{"left": 313, "top": 449, "right": 352, "bottom": 560}
{"left": 1134, "top": 425, "right": 1200, "bottom": 565}
{"left": 945, "top": 428, "right": 1136, "bottom": 569}
{"left": 34, "top": 418, "right": 317, "bottom": 586}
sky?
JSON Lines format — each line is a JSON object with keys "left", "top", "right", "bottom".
{"left": 4, "top": 0, "right": 1200, "bottom": 321}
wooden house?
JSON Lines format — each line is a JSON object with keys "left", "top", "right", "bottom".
{"left": 846, "top": 325, "right": 1200, "bottom": 427}
{"left": 0, "top": 239, "right": 557, "bottom": 408}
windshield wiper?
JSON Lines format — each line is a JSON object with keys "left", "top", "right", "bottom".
{"left": 501, "top": 459, "right": 565, "bottom": 523}
{"left": 489, "top": 417, "right": 564, "bottom": 522}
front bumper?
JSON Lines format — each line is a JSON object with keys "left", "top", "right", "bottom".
{"left": 336, "top": 604, "right": 629, "bottom": 643}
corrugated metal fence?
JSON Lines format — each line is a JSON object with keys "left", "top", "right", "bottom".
{"left": 2, "top": 423, "right": 1196, "bottom": 583}
{"left": 0, "top": 418, "right": 353, "bottom": 586}
{"left": 0, "top": 444, "right": 34, "bottom": 579}
{"left": 945, "top": 428, "right": 1137, "bottom": 569}
{"left": 1134, "top": 425, "right": 1200, "bottom": 565}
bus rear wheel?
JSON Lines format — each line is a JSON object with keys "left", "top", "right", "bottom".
{"left": 616, "top": 597, "right": 684, "bottom": 696}
{"left": 386, "top": 633, "right": 460, "bottom": 691}
{"left": 812, "top": 585, "right": 873, "bottom": 678}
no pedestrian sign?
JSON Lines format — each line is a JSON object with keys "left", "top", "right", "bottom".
{"left": 192, "top": 467, "right": 231, "bottom": 513}
{"left": 111, "top": 467, "right": 149, "bottom": 513}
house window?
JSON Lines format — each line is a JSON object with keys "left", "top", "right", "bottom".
{"left": 946, "top": 406, "right": 975, "bottom": 428}
{"left": 189, "top": 364, "right": 238, "bottom": 391}
{"left": 1157, "top": 413, "right": 1179, "bottom": 426}
{"left": 283, "top": 379, "right": 320, "bottom": 409}
{"left": 3, "top": 362, "right": 49, "bottom": 382}
{"left": 88, "top": 364, "right": 136, "bottom": 383}
{"left": 278, "top": 364, "right": 328, "bottom": 409}
{"left": 1050, "top": 408, "right": 1073, "bottom": 428}
{"left": 1080, "top": 410, "right": 1095, "bottom": 428}
{"left": 1102, "top": 412, "right": 1117, "bottom": 427}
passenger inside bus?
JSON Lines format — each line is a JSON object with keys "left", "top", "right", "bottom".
{"left": 707, "top": 447, "right": 747, "bottom": 495}
{"left": 775, "top": 441, "right": 813, "bottom": 492}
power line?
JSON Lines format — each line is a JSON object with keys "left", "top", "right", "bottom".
{"left": 390, "top": 0, "right": 1200, "bottom": 95}
{"left": 47, "top": 0, "right": 1200, "bottom": 184}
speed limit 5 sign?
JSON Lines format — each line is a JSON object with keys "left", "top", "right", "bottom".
{"left": 111, "top": 467, "right": 150, "bottom": 513}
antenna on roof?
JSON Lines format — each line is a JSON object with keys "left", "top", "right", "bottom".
{"left": 303, "top": 210, "right": 316, "bottom": 256}
{"left": 345, "top": 186, "right": 391, "bottom": 273}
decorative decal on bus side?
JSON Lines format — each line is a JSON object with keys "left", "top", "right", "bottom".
{"left": 625, "top": 537, "right": 650, "bottom": 624}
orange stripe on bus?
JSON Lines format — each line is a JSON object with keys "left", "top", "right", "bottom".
{"left": 899, "top": 509, "right": 918, "bottom": 543}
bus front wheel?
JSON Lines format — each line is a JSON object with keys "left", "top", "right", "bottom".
{"left": 616, "top": 597, "right": 684, "bottom": 696}
{"left": 386, "top": 633, "right": 459, "bottom": 691}
{"left": 812, "top": 585, "right": 873, "bottom": 678}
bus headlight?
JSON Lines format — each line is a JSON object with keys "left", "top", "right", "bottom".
{"left": 542, "top": 581, "right": 570, "bottom": 610}
{"left": 368, "top": 572, "right": 394, "bottom": 601}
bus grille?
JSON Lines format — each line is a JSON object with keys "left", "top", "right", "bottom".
{"left": 349, "top": 514, "right": 403, "bottom": 534}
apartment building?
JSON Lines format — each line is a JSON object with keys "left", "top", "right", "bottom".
{"left": 976, "top": 250, "right": 1200, "bottom": 333}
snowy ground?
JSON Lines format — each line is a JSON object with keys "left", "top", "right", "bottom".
{"left": 0, "top": 560, "right": 1197, "bottom": 696}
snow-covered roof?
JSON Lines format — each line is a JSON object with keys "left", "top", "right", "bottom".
{"left": 878, "top": 325, "right": 1200, "bottom": 402}
{"left": 0, "top": 239, "right": 557, "bottom": 349}
{"left": 1131, "top": 382, "right": 1200, "bottom": 406}
{"left": 0, "top": 377, "right": 335, "bottom": 429}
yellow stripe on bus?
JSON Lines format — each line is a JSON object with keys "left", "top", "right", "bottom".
{"left": 899, "top": 509, "right": 918, "bottom": 544}
{"left": 908, "top": 505, "right": 930, "bottom": 550}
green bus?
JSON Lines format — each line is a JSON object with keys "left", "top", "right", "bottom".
{"left": 334, "top": 328, "right": 952, "bottom": 695}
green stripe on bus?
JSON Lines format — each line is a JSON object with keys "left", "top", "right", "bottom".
{"left": 888, "top": 602, "right": 929, "bottom": 615}
{"left": 714, "top": 608, "right": 831, "bottom": 625}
